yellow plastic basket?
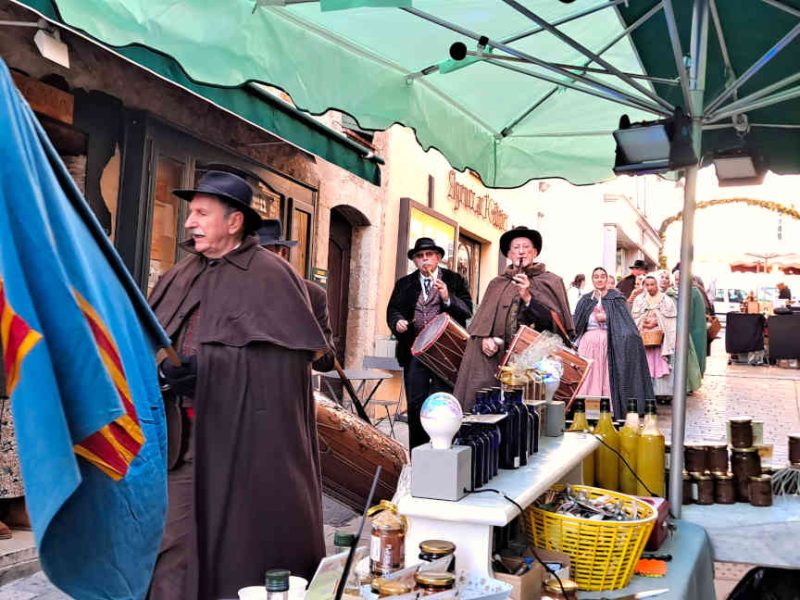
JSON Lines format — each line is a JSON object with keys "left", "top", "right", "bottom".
{"left": 525, "top": 485, "right": 656, "bottom": 591}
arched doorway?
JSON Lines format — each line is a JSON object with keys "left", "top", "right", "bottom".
{"left": 328, "top": 211, "right": 351, "bottom": 364}
{"left": 327, "top": 205, "right": 371, "bottom": 365}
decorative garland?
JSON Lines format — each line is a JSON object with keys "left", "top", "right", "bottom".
{"left": 658, "top": 197, "right": 800, "bottom": 268}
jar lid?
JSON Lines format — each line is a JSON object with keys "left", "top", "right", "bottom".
{"left": 730, "top": 416, "right": 753, "bottom": 423}
{"left": 378, "top": 580, "right": 413, "bottom": 595}
{"left": 690, "top": 472, "right": 712, "bottom": 480}
{"left": 334, "top": 531, "right": 356, "bottom": 547}
{"left": 684, "top": 442, "right": 705, "bottom": 449}
{"left": 419, "top": 540, "right": 456, "bottom": 555}
{"left": 545, "top": 578, "right": 579, "bottom": 593}
{"left": 731, "top": 446, "right": 759, "bottom": 453}
{"left": 265, "top": 569, "right": 291, "bottom": 592}
{"left": 713, "top": 472, "right": 733, "bottom": 480}
{"left": 749, "top": 474, "right": 772, "bottom": 482}
{"left": 705, "top": 442, "right": 728, "bottom": 449}
{"left": 414, "top": 572, "right": 455, "bottom": 586}
{"left": 371, "top": 578, "right": 384, "bottom": 593}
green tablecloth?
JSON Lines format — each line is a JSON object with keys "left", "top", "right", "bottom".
{"left": 579, "top": 521, "right": 715, "bottom": 600}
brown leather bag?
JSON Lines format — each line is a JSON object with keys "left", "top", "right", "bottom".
{"left": 707, "top": 314, "right": 722, "bottom": 340}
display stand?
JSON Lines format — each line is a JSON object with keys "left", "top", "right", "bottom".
{"left": 396, "top": 432, "right": 599, "bottom": 577}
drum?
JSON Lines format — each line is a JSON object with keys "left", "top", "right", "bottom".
{"left": 500, "top": 325, "right": 591, "bottom": 409}
{"left": 410, "top": 313, "right": 469, "bottom": 386}
{"left": 315, "top": 393, "right": 408, "bottom": 512}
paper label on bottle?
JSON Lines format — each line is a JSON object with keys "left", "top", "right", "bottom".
{"left": 370, "top": 534, "right": 381, "bottom": 563}
{"left": 514, "top": 456, "right": 520, "bottom": 468}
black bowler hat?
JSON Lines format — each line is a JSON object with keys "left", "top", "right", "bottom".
{"left": 499, "top": 226, "right": 542, "bottom": 257}
{"left": 173, "top": 170, "right": 262, "bottom": 234}
{"left": 629, "top": 259, "right": 649, "bottom": 271}
{"left": 407, "top": 237, "right": 445, "bottom": 260}
{"left": 257, "top": 219, "right": 298, "bottom": 248}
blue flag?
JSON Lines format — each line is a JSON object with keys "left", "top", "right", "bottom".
{"left": 0, "top": 59, "right": 168, "bottom": 598}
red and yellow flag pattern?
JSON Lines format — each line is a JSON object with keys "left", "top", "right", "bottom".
{"left": 0, "top": 279, "right": 42, "bottom": 396}
{"left": 72, "top": 291, "right": 144, "bottom": 481}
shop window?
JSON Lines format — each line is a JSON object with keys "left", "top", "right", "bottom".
{"left": 457, "top": 234, "right": 482, "bottom": 303}
{"left": 286, "top": 200, "right": 313, "bottom": 278}
{"left": 147, "top": 156, "right": 186, "bottom": 293}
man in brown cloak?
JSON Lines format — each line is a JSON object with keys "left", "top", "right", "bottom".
{"left": 258, "top": 218, "right": 336, "bottom": 373}
{"left": 148, "top": 171, "right": 327, "bottom": 600}
{"left": 453, "top": 226, "right": 573, "bottom": 411}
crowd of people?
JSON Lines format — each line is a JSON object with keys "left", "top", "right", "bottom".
{"left": 0, "top": 168, "right": 720, "bottom": 596}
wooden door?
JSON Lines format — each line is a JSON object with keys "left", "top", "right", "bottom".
{"left": 327, "top": 211, "right": 352, "bottom": 365}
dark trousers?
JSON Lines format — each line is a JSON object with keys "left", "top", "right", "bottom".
{"left": 403, "top": 356, "right": 450, "bottom": 450}
{"left": 149, "top": 423, "right": 193, "bottom": 600}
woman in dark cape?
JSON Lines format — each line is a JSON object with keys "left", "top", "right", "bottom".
{"left": 573, "top": 267, "right": 653, "bottom": 416}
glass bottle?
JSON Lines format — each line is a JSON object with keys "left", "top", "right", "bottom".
{"left": 594, "top": 397, "right": 620, "bottom": 491}
{"left": 619, "top": 399, "right": 640, "bottom": 495}
{"left": 511, "top": 389, "right": 530, "bottom": 466}
{"left": 498, "top": 392, "right": 519, "bottom": 469}
{"left": 333, "top": 531, "right": 355, "bottom": 555}
{"left": 472, "top": 390, "right": 489, "bottom": 414}
{"left": 265, "top": 569, "right": 290, "bottom": 600}
{"left": 528, "top": 402, "right": 540, "bottom": 454}
{"left": 636, "top": 399, "right": 665, "bottom": 497}
{"left": 567, "top": 398, "right": 594, "bottom": 486}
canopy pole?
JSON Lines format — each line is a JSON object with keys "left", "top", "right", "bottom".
{"left": 669, "top": 0, "right": 709, "bottom": 519}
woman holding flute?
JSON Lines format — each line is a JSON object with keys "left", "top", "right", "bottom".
{"left": 453, "top": 226, "right": 573, "bottom": 411}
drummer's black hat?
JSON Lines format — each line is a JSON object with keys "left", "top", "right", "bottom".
{"left": 173, "top": 170, "right": 262, "bottom": 234}
{"left": 629, "top": 259, "right": 648, "bottom": 271}
{"left": 500, "top": 226, "right": 542, "bottom": 257}
{"left": 257, "top": 219, "right": 298, "bottom": 248}
{"left": 408, "top": 237, "right": 445, "bottom": 260}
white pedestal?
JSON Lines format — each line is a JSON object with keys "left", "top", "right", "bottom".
{"left": 397, "top": 432, "right": 599, "bottom": 577}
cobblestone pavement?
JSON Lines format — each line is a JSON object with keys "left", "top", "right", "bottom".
{"left": 3, "top": 328, "right": 798, "bottom": 598}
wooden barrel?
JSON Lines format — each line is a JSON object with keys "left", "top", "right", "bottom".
{"left": 315, "top": 393, "right": 408, "bottom": 512}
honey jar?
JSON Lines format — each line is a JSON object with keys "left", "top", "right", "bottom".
{"left": 414, "top": 572, "right": 455, "bottom": 596}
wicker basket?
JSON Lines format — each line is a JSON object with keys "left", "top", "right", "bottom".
{"left": 525, "top": 485, "right": 656, "bottom": 591}
{"left": 640, "top": 329, "right": 664, "bottom": 347}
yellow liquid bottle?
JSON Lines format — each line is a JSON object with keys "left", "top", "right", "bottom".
{"left": 619, "top": 399, "right": 640, "bottom": 495}
{"left": 568, "top": 398, "right": 595, "bottom": 486}
{"left": 594, "top": 398, "right": 619, "bottom": 491}
{"left": 636, "top": 399, "right": 665, "bottom": 497}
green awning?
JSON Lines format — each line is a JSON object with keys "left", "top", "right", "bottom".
{"left": 16, "top": 0, "right": 382, "bottom": 186}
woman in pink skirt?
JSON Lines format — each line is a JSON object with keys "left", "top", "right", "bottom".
{"left": 632, "top": 275, "right": 677, "bottom": 396}
{"left": 576, "top": 270, "right": 611, "bottom": 397}
{"left": 573, "top": 267, "right": 654, "bottom": 416}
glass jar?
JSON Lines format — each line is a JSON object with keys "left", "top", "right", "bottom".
{"left": 729, "top": 417, "right": 753, "bottom": 449}
{"left": 543, "top": 578, "right": 579, "bottom": 600}
{"left": 713, "top": 473, "right": 736, "bottom": 504}
{"left": 369, "top": 503, "right": 406, "bottom": 576}
{"left": 749, "top": 475, "right": 773, "bottom": 507}
{"left": 789, "top": 433, "right": 800, "bottom": 466}
{"left": 682, "top": 471, "right": 693, "bottom": 505}
{"left": 684, "top": 444, "right": 709, "bottom": 473}
{"left": 731, "top": 448, "right": 761, "bottom": 501}
{"left": 706, "top": 443, "right": 729, "bottom": 473}
{"left": 418, "top": 540, "right": 456, "bottom": 573}
{"left": 378, "top": 580, "right": 413, "bottom": 598}
{"left": 334, "top": 531, "right": 356, "bottom": 555}
{"left": 414, "top": 572, "right": 455, "bottom": 596}
{"left": 692, "top": 473, "right": 714, "bottom": 505}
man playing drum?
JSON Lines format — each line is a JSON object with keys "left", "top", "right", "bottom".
{"left": 387, "top": 238, "right": 473, "bottom": 449}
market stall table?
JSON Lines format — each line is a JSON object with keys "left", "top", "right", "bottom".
{"left": 682, "top": 496, "right": 800, "bottom": 567}
{"left": 579, "top": 521, "right": 715, "bottom": 600}
{"left": 396, "top": 432, "right": 599, "bottom": 578}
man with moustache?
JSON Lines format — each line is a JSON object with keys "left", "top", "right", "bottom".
{"left": 387, "top": 238, "right": 472, "bottom": 449}
{"left": 148, "top": 171, "right": 327, "bottom": 600}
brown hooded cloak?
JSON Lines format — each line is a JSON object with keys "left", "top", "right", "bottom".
{"left": 149, "top": 235, "right": 327, "bottom": 600}
{"left": 453, "top": 263, "right": 573, "bottom": 411}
